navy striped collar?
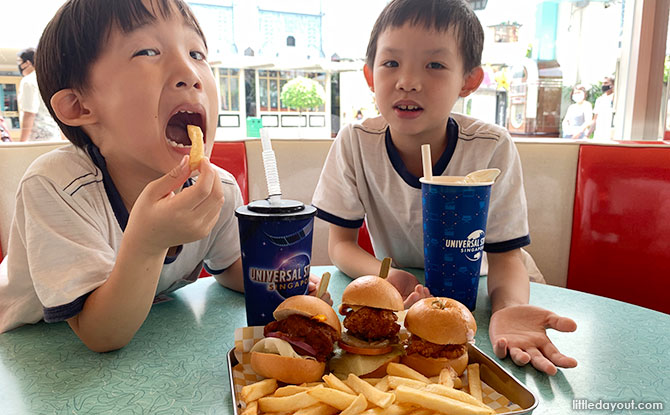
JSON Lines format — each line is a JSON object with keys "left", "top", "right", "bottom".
{"left": 385, "top": 117, "right": 459, "bottom": 189}
{"left": 86, "top": 143, "right": 192, "bottom": 232}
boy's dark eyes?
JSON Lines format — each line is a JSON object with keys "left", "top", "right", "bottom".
{"left": 134, "top": 49, "right": 159, "bottom": 57}
{"left": 190, "top": 50, "right": 206, "bottom": 61}
{"left": 382, "top": 60, "right": 399, "bottom": 68}
{"left": 427, "top": 62, "right": 446, "bottom": 69}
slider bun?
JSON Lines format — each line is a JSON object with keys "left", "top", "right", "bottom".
{"left": 401, "top": 352, "right": 469, "bottom": 377}
{"left": 405, "top": 297, "right": 476, "bottom": 345}
{"left": 251, "top": 351, "right": 326, "bottom": 384}
{"left": 273, "top": 295, "right": 341, "bottom": 334}
{"left": 341, "top": 275, "right": 403, "bottom": 311}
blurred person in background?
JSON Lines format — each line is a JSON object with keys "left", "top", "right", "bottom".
{"left": 17, "top": 48, "right": 61, "bottom": 141}
{"left": 588, "top": 76, "right": 615, "bottom": 140}
{"left": 561, "top": 84, "right": 592, "bottom": 139}
{"left": 0, "top": 116, "right": 11, "bottom": 142}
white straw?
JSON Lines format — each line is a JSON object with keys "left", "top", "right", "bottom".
{"left": 260, "top": 128, "right": 282, "bottom": 204}
{"left": 421, "top": 144, "right": 432, "bottom": 181}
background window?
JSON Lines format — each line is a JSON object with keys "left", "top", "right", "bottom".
{"left": 219, "top": 68, "right": 240, "bottom": 112}
{"left": 258, "top": 70, "right": 326, "bottom": 112}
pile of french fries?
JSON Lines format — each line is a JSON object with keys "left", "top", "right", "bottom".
{"left": 240, "top": 362, "right": 495, "bottom": 415}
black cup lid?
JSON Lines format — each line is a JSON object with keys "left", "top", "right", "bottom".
{"left": 247, "top": 198, "right": 305, "bottom": 214}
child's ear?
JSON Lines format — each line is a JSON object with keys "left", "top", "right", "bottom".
{"left": 363, "top": 64, "right": 374, "bottom": 92}
{"left": 459, "top": 66, "right": 485, "bottom": 98}
{"left": 50, "top": 89, "right": 97, "bottom": 127}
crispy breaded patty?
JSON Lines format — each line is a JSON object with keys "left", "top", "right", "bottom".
{"left": 342, "top": 306, "right": 400, "bottom": 341}
{"left": 264, "top": 315, "right": 338, "bottom": 361}
{"left": 405, "top": 334, "right": 467, "bottom": 359}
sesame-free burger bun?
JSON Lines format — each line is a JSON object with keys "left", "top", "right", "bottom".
{"left": 251, "top": 351, "right": 325, "bottom": 384}
{"left": 273, "top": 295, "right": 341, "bottom": 334}
{"left": 404, "top": 297, "right": 476, "bottom": 345}
{"left": 400, "top": 350, "right": 469, "bottom": 377}
{"left": 341, "top": 275, "right": 403, "bottom": 311}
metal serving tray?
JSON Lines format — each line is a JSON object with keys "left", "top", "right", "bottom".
{"left": 227, "top": 343, "right": 538, "bottom": 414}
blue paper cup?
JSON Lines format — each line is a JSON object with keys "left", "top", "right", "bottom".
{"left": 235, "top": 199, "right": 316, "bottom": 326}
{"left": 421, "top": 177, "right": 493, "bottom": 311}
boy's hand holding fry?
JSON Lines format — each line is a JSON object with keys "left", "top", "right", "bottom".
{"left": 126, "top": 154, "right": 224, "bottom": 256}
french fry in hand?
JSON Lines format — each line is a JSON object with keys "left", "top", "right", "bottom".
{"left": 394, "top": 385, "right": 494, "bottom": 415}
{"left": 467, "top": 363, "right": 483, "bottom": 402}
{"left": 346, "top": 373, "right": 396, "bottom": 409}
{"left": 386, "top": 362, "right": 430, "bottom": 383}
{"left": 258, "top": 389, "right": 319, "bottom": 413}
{"left": 241, "top": 378, "right": 277, "bottom": 404}
{"left": 187, "top": 125, "right": 204, "bottom": 170}
{"left": 340, "top": 393, "right": 368, "bottom": 415}
{"left": 306, "top": 385, "right": 357, "bottom": 410}
{"left": 323, "top": 373, "right": 355, "bottom": 395}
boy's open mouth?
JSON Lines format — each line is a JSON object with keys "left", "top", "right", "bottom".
{"left": 166, "top": 111, "right": 205, "bottom": 147}
{"left": 394, "top": 104, "right": 423, "bottom": 112}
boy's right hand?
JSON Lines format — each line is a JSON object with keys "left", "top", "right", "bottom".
{"left": 127, "top": 156, "right": 225, "bottom": 256}
{"left": 386, "top": 268, "right": 431, "bottom": 309}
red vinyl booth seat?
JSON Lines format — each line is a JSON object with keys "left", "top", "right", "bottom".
{"left": 358, "top": 222, "right": 374, "bottom": 257}
{"left": 209, "top": 141, "right": 249, "bottom": 204}
{"left": 199, "top": 141, "right": 248, "bottom": 278}
{"left": 567, "top": 144, "right": 670, "bottom": 314}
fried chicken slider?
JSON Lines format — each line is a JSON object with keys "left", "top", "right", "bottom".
{"left": 329, "top": 275, "right": 404, "bottom": 377}
{"left": 250, "top": 295, "right": 341, "bottom": 384}
{"left": 402, "top": 297, "right": 476, "bottom": 376}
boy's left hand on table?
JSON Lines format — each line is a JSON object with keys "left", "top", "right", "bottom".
{"left": 489, "top": 304, "right": 578, "bottom": 375}
{"left": 386, "top": 269, "right": 431, "bottom": 309}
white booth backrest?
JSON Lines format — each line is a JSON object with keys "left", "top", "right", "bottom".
{"left": 0, "top": 141, "right": 67, "bottom": 258}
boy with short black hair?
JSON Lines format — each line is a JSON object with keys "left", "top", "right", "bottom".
{"left": 313, "top": 0, "right": 577, "bottom": 375}
{"left": 0, "top": 0, "right": 327, "bottom": 350}
{"left": 0, "top": 0, "right": 240, "bottom": 350}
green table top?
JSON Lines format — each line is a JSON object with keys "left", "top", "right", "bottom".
{"left": 1, "top": 266, "right": 668, "bottom": 414}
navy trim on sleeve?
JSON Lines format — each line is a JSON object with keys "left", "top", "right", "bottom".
{"left": 164, "top": 245, "right": 184, "bottom": 264}
{"left": 484, "top": 235, "right": 531, "bottom": 253}
{"left": 43, "top": 292, "right": 92, "bottom": 323}
{"left": 315, "top": 207, "right": 364, "bottom": 229}
{"left": 204, "top": 262, "right": 229, "bottom": 275}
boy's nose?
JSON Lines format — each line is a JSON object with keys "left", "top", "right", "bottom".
{"left": 396, "top": 73, "right": 421, "bottom": 92}
{"left": 171, "top": 59, "right": 202, "bottom": 90}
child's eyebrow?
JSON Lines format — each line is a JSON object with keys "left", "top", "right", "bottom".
{"left": 380, "top": 47, "right": 454, "bottom": 58}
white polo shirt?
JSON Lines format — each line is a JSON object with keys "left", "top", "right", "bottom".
{"left": 0, "top": 144, "right": 242, "bottom": 332}
{"left": 18, "top": 71, "right": 60, "bottom": 141}
{"left": 312, "top": 114, "right": 530, "bottom": 269}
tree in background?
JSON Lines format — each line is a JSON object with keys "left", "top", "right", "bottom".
{"left": 281, "top": 77, "right": 326, "bottom": 135}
